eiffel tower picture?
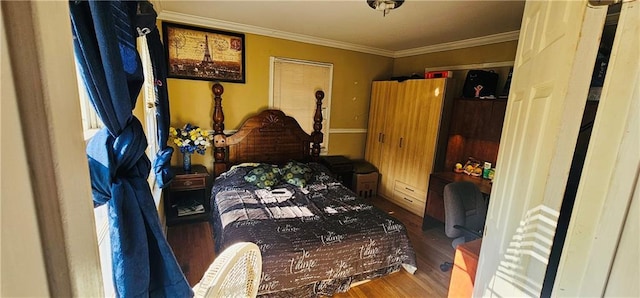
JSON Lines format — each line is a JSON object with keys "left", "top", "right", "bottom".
{"left": 201, "top": 35, "right": 214, "bottom": 66}
{"left": 164, "top": 22, "right": 245, "bottom": 82}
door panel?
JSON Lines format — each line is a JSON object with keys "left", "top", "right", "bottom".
{"left": 603, "top": 177, "right": 639, "bottom": 297}
{"left": 384, "top": 81, "right": 411, "bottom": 196}
{"left": 377, "top": 82, "right": 399, "bottom": 198}
{"left": 366, "top": 81, "right": 399, "bottom": 198}
{"left": 394, "top": 80, "right": 424, "bottom": 192}
{"left": 395, "top": 79, "right": 446, "bottom": 194}
{"left": 554, "top": 2, "right": 640, "bottom": 296}
{"left": 474, "top": 1, "right": 608, "bottom": 296}
{"left": 365, "top": 81, "right": 393, "bottom": 169}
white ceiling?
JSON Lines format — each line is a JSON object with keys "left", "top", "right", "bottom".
{"left": 156, "top": 0, "right": 525, "bottom": 57}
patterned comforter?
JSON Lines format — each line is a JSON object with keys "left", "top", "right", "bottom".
{"left": 210, "top": 163, "right": 417, "bottom": 297}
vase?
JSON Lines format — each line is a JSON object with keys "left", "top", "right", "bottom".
{"left": 182, "top": 152, "right": 192, "bottom": 172}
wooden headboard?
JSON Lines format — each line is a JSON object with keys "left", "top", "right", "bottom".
{"left": 210, "top": 83, "right": 324, "bottom": 176}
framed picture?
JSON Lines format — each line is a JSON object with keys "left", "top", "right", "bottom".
{"left": 162, "top": 22, "right": 245, "bottom": 83}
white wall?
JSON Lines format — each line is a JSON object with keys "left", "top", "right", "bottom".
{"left": 0, "top": 1, "right": 102, "bottom": 296}
{"left": 1, "top": 11, "right": 50, "bottom": 296}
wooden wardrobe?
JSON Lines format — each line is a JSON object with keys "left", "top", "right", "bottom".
{"left": 365, "top": 78, "right": 451, "bottom": 216}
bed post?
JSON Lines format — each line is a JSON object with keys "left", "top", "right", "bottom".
{"left": 212, "top": 83, "right": 227, "bottom": 176}
{"left": 311, "top": 90, "right": 324, "bottom": 161}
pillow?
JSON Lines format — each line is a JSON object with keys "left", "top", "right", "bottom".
{"left": 229, "top": 162, "right": 261, "bottom": 171}
{"left": 280, "top": 161, "right": 314, "bottom": 188}
{"left": 244, "top": 164, "right": 281, "bottom": 189}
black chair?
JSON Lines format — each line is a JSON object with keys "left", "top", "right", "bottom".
{"left": 439, "top": 181, "right": 488, "bottom": 271}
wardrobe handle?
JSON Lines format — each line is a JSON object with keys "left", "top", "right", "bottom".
{"left": 378, "top": 133, "right": 382, "bottom": 142}
{"left": 399, "top": 137, "right": 403, "bottom": 148}
{"left": 381, "top": 134, "right": 385, "bottom": 143}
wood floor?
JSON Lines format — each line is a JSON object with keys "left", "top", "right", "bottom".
{"left": 167, "top": 196, "right": 455, "bottom": 297}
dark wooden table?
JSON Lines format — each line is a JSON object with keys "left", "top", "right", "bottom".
{"left": 164, "top": 165, "right": 210, "bottom": 226}
{"left": 422, "top": 171, "right": 492, "bottom": 230}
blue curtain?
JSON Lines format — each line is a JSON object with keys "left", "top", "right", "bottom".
{"left": 69, "top": 1, "right": 191, "bottom": 297}
{"left": 134, "top": 0, "right": 174, "bottom": 189}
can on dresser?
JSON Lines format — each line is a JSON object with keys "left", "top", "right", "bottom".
{"left": 482, "top": 162, "right": 492, "bottom": 179}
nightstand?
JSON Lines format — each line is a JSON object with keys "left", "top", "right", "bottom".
{"left": 319, "top": 155, "right": 354, "bottom": 187}
{"left": 164, "top": 165, "right": 210, "bottom": 226}
{"left": 352, "top": 160, "right": 378, "bottom": 198}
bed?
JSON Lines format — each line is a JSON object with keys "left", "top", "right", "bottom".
{"left": 208, "top": 83, "right": 417, "bottom": 297}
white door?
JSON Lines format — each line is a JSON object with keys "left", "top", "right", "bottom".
{"left": 474, "top": 1, "right": 609, "bottom": 296}
{"left": 553, "top": 2, "right": 639, "bottom": 296}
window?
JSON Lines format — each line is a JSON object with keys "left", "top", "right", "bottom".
{"left": 75, "top": 35, "right": 161, "bottom": 297}
{"left": 76, "top": 36, "right": 159, "bottom": 161}
{"left": 74, "top": 57, "right": 114, "bottom": 297}
{"left": 270, "top": 57, "right": 332, "bottom": 154}
{"left": 75, "top": 65, "right": 103, "bottom": 139}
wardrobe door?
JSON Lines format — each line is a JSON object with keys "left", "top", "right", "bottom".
{"left": 365, "top": 81, "right": 392, "bottom": 169}
{"left": 395, "top": 79, "right": 447, "bottom": 194}
{"left": 381, "top": 80, "right": 413, "bottom": 198}
{"left": 387, "top": 80, "right": 425, "bottom": 215}
{"left": 378, "top": 82, "right": 400, "bottom": 198}
{"left": 365, "top": 81, "right": 398, "bottom": 198}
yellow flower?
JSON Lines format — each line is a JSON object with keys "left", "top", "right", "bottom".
{"left": 169, "top": 127, "right": 177, "bottom": 136}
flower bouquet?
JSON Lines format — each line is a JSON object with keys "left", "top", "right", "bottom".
{"left": 169, "top": 123, "right": 212, "bottom": 171}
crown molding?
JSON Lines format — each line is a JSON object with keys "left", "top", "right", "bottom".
{"left": 158, "top": 10, "right": 519, "bottom": 59}
{"left": 394, "top": 30, "right": 520, "bottom": 58}
{"left": 424, "top": 61, "right": 515, "bottom": 72}
{"left": 329, "top": 128, "right": 367, "bottom": 134}
{"left": 150, "top": 0, "right": 163, "bottom": 15}
{"left": 158, "top": 10, "right": 395, "bottom": 57}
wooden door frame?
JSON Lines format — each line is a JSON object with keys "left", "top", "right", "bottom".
{"left": 2, "top": 1, "right": 103, "bottom": 296}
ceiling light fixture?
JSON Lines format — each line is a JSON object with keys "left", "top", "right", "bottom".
{"left": 367, "top": 0, "right": 405, "bottom": 17}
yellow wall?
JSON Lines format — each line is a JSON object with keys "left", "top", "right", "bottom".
{"left": 2, "top": 22, "right": 51, "bottom": 296}
{"left": 163, "top": 20, "right": 519, "bottom": 172}
{"left": 329, "top": 133, "right": 369, "bottom": 160}
{"left": 392, "top": 41, "right": 519, "bottom": 77}
{"left": 166, "top": 29, "right": 394, "bottom": 170}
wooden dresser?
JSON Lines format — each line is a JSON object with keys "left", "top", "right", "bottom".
{"left": 443, "top": 98, "right": 507, "bottom": 172}
{"left": 423, "top": 98, "right": 507, "bottom": 228}
{"left": 448, "top": 238, "right": 482, "bottom": 298}
{"left": 423, "top": 172, "right": 492, "bottom": 229}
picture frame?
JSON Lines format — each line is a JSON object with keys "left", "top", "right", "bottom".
{"left": 162, "top": 22, "right": 245, "bottom": 83}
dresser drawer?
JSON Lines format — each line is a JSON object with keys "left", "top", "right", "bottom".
{"left": 391, "top": 190, "right": 426, "bottom": 217}
{"left": 171, "top": 177, "right": 206, "bottom": 191}
{"left": 394, "top": 180, "right": 427, "bottom": 199}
